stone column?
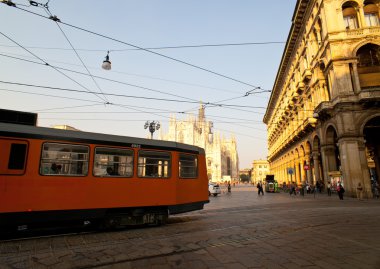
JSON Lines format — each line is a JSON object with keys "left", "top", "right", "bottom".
{"left": 351, "top": 62, "right": 361, "bottom": 94}
{"left": 338, "top": 137, "right": 372, "bottom": 198}
{"left": 312, "top": 151, "right": 320, "bottom": 185}
{"left": 357, "top": 139, "right": 373, "bottom": 198}
{"left": 291, "top": 159, "right": 296, "bottom": 184}
{"left": 305, "top": 155, "right": 312, "bottom": 184}
{"left": 357, "top": 5, "right": 366, "bottom": 29}
{"left": 295, "top": 160, "right": 301, "bottom": 185}
{"left": 300, "top": 157, "right": 306, "bottom": 183}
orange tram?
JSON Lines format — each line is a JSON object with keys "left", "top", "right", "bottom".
{"left": 0, "top": 110, "right": 209, "bottom": 232}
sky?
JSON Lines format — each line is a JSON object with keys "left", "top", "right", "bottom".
{"left": 0, "top": 0, "right": 297, "bottom": 169}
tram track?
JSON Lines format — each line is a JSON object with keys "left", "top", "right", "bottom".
{"left": 0, "top": 202, "right": 337, "bottom": 243}
{"left": 1, "top": 197, "right": 379, "bottom": 269}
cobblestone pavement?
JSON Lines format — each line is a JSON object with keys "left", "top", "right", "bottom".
{"left": 1, "top": 184, "right": 380, "bottom": 269}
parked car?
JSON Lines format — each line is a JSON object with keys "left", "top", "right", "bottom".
{"left": 208, "top": 182, "right": 221, "bottom": 196}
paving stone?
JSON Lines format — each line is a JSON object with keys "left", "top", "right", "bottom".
{"left": 1, "top": 186, "right": 380, "bottom": 268}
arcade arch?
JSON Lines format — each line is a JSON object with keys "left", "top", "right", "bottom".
{"left": 363, "top": 115, "right": 380, "bottom": 186}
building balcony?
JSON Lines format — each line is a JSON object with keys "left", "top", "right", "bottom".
{"left": 358, "top": 66, "right": 380, "bottom": 89}
{"left": 329, "top": 26, "right": 380, "bottom": 40}
{"left": 358, "top": 88, "right": 380, "bottom": 104}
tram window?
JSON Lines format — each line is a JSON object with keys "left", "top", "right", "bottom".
{"left": 40, "top": 143, "right": 89, "bottom": 176}
{"left": 94, "top": 147, "right": 133, "bottom": 177}
{"left": 179, "top": 154, "right": 198, "bottom": 178}
{"left": 138, "top": 151, "right": 171, "bottom": 178}
{"left": 8, "top": 143, "right": 27, "bottom": 170}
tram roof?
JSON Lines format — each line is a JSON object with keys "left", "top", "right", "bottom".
{"left": 0, "top": 122, "right": 205, "bottom": 154}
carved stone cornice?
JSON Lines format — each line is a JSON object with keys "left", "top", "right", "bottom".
{"left": 264, "top": 0, "right": 310, "bottom": 124}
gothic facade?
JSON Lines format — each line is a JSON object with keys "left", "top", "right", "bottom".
{"left": 159, "top": 106, "right": 239, "bottom": 182}
{"left": 264, "top": 0, "right": 380, "bottom": 198}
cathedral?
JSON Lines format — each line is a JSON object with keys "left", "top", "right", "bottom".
{"left": 159, "top": 105, "right": 239, "bottom": 182}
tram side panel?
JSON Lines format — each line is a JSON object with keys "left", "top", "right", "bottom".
{"left": 171, "top": 152, "right": 209, "bottom": 214}
{"left": 0, "top": 137, "right": 179, "bottom": 227}
{"left": 1, "top": 135, "right": 210, "bottom": 229}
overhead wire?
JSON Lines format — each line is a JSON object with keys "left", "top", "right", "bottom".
{"left": 0, "top": 49, "right": 253, "bottom": 95}
{"left": 42, "top": 5, "right": 109, "bottom": 102}
{"left": 1, "top": 0, "right": 272, "bottom": 138}
{"left": 1, "top": 2, "right": 272, "bottom": 115}
{"left": 0, "top": 41, "right": 286, "bottom": 52}
{"left": 0, "top": 53, "right": 202, "bottom": 103}
{"left": 1, "top": 86, "right": 269, "bottom": 128}
{"left": 0, "top": 80, "right": 268, "bottom": 110}
{"left": 36, "top": 116, "right": 267, "bottom": 132}
{"left": 9, "top": 4, "right": 264, "bottom": 91}
{"left": 0, "top": 30, "right": 108, "bottom": 103}
{"left": 33, "top": 103, "right": 107, "bottom": 112}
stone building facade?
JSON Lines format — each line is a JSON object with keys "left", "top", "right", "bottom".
{"left": 159, "top": 106, "right": 239, "bottom": 182}
{"left": 252, "top": 159, "right": 270, "bottom": 184}
{"left": 263, "top": 0, "right": 380, "bottom": 198}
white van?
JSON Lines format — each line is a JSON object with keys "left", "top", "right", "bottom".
{"left": 208, "top": 182, "right": 221, "bottom": 196}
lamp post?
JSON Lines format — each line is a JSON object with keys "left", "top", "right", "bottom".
{"left": 144, "top": 121, "right": 160, "bottom": 139}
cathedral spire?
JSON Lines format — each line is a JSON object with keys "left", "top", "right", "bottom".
{"left": 198, "top": 102, "right": 205, "bottom": 123}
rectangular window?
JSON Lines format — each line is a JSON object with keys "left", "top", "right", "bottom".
{"left": 138, "top": 151, "right": 170, "bottom": 178}
{"left": 365, "top": 13, "right": 380, "bottom": 27}
{"left": 94, "top": 147, "right": 133, "bottom": 177}
{"left": 0, "top": 140, "right": 28, "bottom": 175}
{"left": 179, "top": 154, "right": 198, "bottom": 178}
{"left": 344, "top": 16, "right": 358, "bottom": 29}
{"left": 8, "top": 143, "right": 27, "bottom": 170}
{"left": 40, "top": 143, "right": 89, "bottom": 176}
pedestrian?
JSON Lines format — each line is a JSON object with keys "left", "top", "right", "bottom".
{"left": 300, "top": 183, "right": 305, "bottom": 196}
{"left": 289, "top": 182, "right": 296, "bottom": 196}
{"left": 337, "top": 183, "right": 345, "bottom": 200}
{"left": 327, "top": 181, "right": 332, "bottom": 196}
{"left": 257, "top": 181, "right": 264, "bottom": 196}
{"left": 227, "top": 182, "right": 231, "bottom": 193}
{"left": 374, "top": 182, "right": 379, "bottom": 199}
{"left": 316, "top": 180, "right": 320, "bottom": 193}
{"left": 356, "top": 182, "right": 363, "bottom": 200}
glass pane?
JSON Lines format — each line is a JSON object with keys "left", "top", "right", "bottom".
{"left": 365, "top": 13, "right": 380, "bottom": 27}
{"left": 8, "top": 143, "right": 27, "bottom": 170}
{"left": 179, "top": 154, "right": 198, "bottom": 178}
{"left": 138, "top": 151, "right": 171, "bottom": 178}
{"left": 94, "top": 147, "right": 133, "bottom": 177}
{"left": 40, "top": 143, "right": 89, "bottom": 176}
{"left": 344, "top": 16, "right": 358, "bottom": 29}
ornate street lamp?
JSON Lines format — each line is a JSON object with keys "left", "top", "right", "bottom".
{"left": 102, "top": 51, "right": 111, "bottom": 70}
{"left": 144, "top": 121, "right": 160, "bottom": 139}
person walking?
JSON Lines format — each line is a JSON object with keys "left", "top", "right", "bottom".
{"left": 337, "top": 183, "right": 345, "bottom": 200}
{"left": 356, "top": 182, "right": 363, "bottom": 200}
{"left": 257, "top": 182, "right": 264, "bottom": 196}
{"left": 327, "top": 181, "right": 332, "bottom": 196}
{"left": 289, "top": 182, "right": 296, "bottom": 196}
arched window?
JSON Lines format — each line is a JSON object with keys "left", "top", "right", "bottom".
{"left": 357, "top": 44, "right": 380, "bottom": 67}
{"left": 342, "top": 2, "right": 359, "bottom": 29}
{"left": 356, "top": 44, "right": 380, "bottom": 89}
{"left": 364, "top": 2, "right": 380, "bottom": 26}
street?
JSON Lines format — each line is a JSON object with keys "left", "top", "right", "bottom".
{"left": 1, "top": 184, "right": 380, "bottom": 269}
